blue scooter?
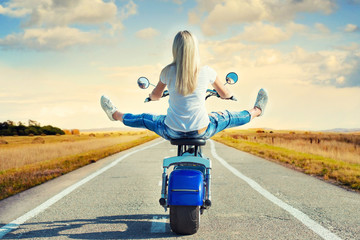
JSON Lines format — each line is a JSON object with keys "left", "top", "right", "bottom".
{"left": 137, "top": 72, "right": 238, "bottom": 234}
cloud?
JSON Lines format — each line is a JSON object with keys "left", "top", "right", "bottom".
{"left": 0, "top": 27, "right": 99, "bottom": 50}
{"left": 0, "top": 0, "right": 138, "bottom": 50}
{"left": 100, "top": 64, "right": 164, "bottom": 84}
{"left": 201, "top": 21, "right": 307, "bottom": 48}
{"left": 173, "top": 0, "right": 186, "bottom": 4}
{"left": 0, "top": 2, "right": 30, "bottom": 17}
{"left": 135, "top": 28, "right": 160, "bottom": 40}
{"left": 190, "top": 0, "right": 337, "bottom": 36}
{"left": 314, "top": 23, "right": 330, "bottom": 34}
{"left": 118, "top": 0, "right": 137, "bottom": 20}
{"left": 236, "top": 22, "right": 291, "bottom": 44}
{"left": 336, "top": 42, "right": 359, "bottom": 51}
{"left": 342, "top": 53, "right": 360, "bottom": 87}
{"left": 1, "top": 0, "right": 118, "bottom": 26}
{"left": 344, "top": 24, "right": 359, "bottom": 32}
{"left": 290, "top": 47, "right": 360, "bottom": 87}
{"left": 199, "top": 34, "right": 360, "bottom": 88}
{"left": 197, "top": 36, "right": 360, "bottom": 130}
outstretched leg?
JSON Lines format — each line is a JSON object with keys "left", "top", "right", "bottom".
{"left": 204, "top": 88, "right": 268, "bottom": 138}
{"left": 100, "top": 95, "right": 124, "bottom": 121}
{"left": 100, "top": 95, "right": 170, "bottom": 139}
{"left": 248, "top": 107, "right": 262, "bottom": 120}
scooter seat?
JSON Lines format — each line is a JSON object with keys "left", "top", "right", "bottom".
{"left": 170, "top": 138, "right": 206, "bottom": 146}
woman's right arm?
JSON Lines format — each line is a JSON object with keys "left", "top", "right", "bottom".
{"left": 211, "top": 76, "right": 232, "bottom": 99}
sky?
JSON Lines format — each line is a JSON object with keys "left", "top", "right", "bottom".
{"left": 0, "top": 0, "right": 359, "bottom": 131}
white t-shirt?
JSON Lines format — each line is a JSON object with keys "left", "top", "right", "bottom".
{"left": 160, "top": 65, "right": 217, "bottom": 132}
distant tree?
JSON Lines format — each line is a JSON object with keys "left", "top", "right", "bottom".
{"left": 42, "top": 125, "right": 64, "bottom": 135}
{"left": 28, "top": 119, "right": 40, "bottom": 127}
{"left": 0, "top": 122, "right": 9, "bottom": 130}
{"left": 0, "top": 120, "right": 64, "bottom": 136}
{"left": 15, "top": 122, "right": 27, "bottom": 136}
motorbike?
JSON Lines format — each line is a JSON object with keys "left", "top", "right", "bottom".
{"left": 137, "top": 72, "right": 238, "bottom": 235}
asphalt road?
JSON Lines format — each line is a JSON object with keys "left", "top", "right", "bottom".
{"left": 0, "top": 139, "right": 359, "bottom": 240}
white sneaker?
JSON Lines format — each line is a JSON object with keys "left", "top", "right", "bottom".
{"left": 254, "top": 88, "right": 268, "bottom": 117}
{"left": 100, "top": 95, "right": 117, "bottom": 121}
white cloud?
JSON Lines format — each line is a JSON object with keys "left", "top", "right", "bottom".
{"left": 190, "top": 0, "right": 336, "bottom": 36}
{"left": 1, "top": 0, "right": 118, "bottom": 26}
{"left": 0, "top": 0, "right": 138, "bottom": 50}
{"left": 0, "top": 27, "right": 99, "bottom": 50}
{"left": 289, "top": 47, "right": 360, "bottom": 87}
{"left": 188, "top": 10, "right": 201, "bottom": 24}
{"left": 314, "top": 23, "right": 330, "bottom": 34}
{"left": 173, "top": 0, "right": 186, "bottom": 4}
{"left": 0, "top": 3, "right": 30, "bottom": 17}
{"left": 254, "top": 49, "right": 284, "bottom": 66}
{"left": 135, "top": 28, "right": 160, "bottom": 40}
{"left": 119, "top": 0, "right": 137, "bottom": 20}
{"left": 199, "top": 35, "right": 360, "bottom": 88}
{"left": 237, "top": 22, "right": 291, "bottom": 44}
{"left": 336, "top": 76, "right": 345, "bottom": 84}
{"left": 201, "top": 21, "right": 307, "bottom": 48}
{"left": 336, "top": 42, "right": 359, "bottom": 51}
{"left": 344, "top": 24, "right": 359, "bottom": 32}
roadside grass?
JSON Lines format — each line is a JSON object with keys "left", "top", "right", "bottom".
{"left": 212, "top": 129, "right": 360, "bottom": 191}
{"left": 0, "top": 131, "right": 158, "bottom": 200}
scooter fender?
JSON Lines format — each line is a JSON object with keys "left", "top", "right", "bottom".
{"left": 168, "top": 169, "right": 204, "bottom": 206}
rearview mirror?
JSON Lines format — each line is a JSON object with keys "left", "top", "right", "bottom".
{"left": 137, "top": 77, "right": 150, "bottom": 89}
{"left": 225, "top": 72, "right": 238, "bottom": 85}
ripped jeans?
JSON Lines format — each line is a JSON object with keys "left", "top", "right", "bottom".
{"left": 122, "top": 110, "right": 251, "bottom": 140}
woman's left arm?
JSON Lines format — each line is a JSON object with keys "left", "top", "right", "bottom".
{"left": 212, "top": 76, "right": 232, "bottom": 99}
{"left": 149, "top": 80, "right": 167, "bottom": 101}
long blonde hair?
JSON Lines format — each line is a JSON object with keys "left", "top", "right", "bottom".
{"left": 163, "top": 30, "right": 200, "bottom": 96}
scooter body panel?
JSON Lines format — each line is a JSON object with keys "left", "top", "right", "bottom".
{"left": 168, "top": 169, "right": 204, "bottom": 206}
{"left": 163, "top": 155, "right": 211, "bottom": 168}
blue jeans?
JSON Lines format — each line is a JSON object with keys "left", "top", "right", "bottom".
{"left": 122, "top": 110, "right": 251, "bottom": 140}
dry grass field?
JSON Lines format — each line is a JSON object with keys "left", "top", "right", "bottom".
{"left": 213, "top": 129, "right": 360, "bottom": 191}
{"left": 2, "top": 128, "right": 358, "bottom": 199}
{"left": 0, "top": 131, "right": 158, "bottom": 200}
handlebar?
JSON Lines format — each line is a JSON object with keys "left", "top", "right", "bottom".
{"left": 205, "top": 89, "right": 237, "bottom": 101}
{"left": 144, "top": 89, "right": 236, "bottom": 102}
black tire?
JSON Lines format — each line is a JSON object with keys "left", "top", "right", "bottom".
{"left": 170, "top": 205, "right": 200, "bottom": 235}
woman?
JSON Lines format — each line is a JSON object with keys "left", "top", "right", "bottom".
{"left": 100, "top": 30, "right": 268, "bottom": 140}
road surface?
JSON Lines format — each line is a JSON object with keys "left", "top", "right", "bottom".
{"left": 0, "top": 139, "right": 359, "bottom": 239}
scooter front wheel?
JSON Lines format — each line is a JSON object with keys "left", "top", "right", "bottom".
{"left": 170, "top": 205, "right": 200, "bottom": 235}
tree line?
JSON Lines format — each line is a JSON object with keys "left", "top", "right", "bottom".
{"left": 0, "top": 120, "right": 64, "bottom": 136}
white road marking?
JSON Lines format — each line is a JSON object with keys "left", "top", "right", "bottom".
{"left": 158, "top": 180, "right": 162, "bottom": 186}
{"left": 151, "top": 216, "right": 168, "bottom": 233}
{"left": 209, "top": 140, "right": 342, "bottom": 240}
{"left": 0, "top": 139, "right": 166, "bottom": 239}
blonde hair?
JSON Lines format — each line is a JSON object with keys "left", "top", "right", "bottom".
{"left": 162, "top": 30, "right": 200, "bottom": 96}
